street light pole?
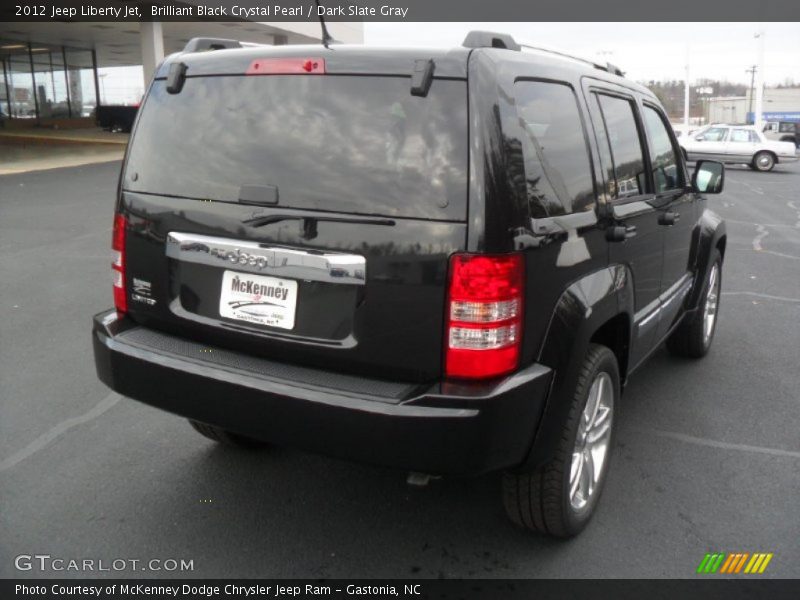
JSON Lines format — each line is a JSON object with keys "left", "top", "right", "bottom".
{"left": 754, "top": 30, "right": 765, "bottom": 130}
{"left": 684, "top": 44, "right": 690, "bottom": 131}
{"left": 746, "top": 65, "right": 757, "bottom": 124}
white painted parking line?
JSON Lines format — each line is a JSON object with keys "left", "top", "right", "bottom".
{"left": 722, "top": 291, "right": 800, "bottom": 303}
{"left": 0, "top": 393, "right": 120, "bottom": 473}
{"left": 640, "top": 428, "right": 800, "bottom": 459}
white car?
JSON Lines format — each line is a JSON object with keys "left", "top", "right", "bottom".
{"left": 678, "top": 124, "right": 799, "bottom": 172}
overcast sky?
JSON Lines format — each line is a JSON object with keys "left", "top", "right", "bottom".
{"left": 365, "top": 22, "right": 800, "bottom": 86}
{"left": 97, "top": 21, "right": 798, "bottom": 103}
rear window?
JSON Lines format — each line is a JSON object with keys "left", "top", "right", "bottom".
{"left": 123, "top": 75, "right": 468, "bottom": 220}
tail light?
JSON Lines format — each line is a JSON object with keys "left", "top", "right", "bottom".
{"left": 445, "top": 253, "right": 525, "bottom": 379}
{"left": 111, "top": 214, "right": 128, "bottom": 315}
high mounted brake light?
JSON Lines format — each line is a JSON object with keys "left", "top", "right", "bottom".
{"left": 246, "top": 57, "right": 326, "bottom": 75}
{"left": 445, "top": 253, "right": 525, "bottom": 379}
{"left": 111, "top": 214, "right": 128, "bottom": 315}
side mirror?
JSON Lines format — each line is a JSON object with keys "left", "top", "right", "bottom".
{"left": 692, "top": 160, "right": 725, "bottom": 194}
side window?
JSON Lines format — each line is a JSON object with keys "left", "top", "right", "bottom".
{"left": 642, "top": 105, "right": 683, "bottom": 193}
{"left": 749, "top": 130, "right": 761, "bottom": 142}
{"left": 595, "top": 93, "right": 647, "bottom": 200}
{"left": 779, "top": 122, "right": 794, "bottom": 133}
{"left": 700, "top": 127, "right": 729, "bottom": 142}
{"left": 514, "top": 81, "right": 595, "bottom": 218}
{"left": 731, "top": 129, "right": 753, "bottom": 143}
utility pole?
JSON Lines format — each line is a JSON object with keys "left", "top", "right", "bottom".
{"left": 746, "top": 65, "right": 757, "bottom": 124}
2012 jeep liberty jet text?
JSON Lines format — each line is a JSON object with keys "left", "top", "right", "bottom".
{"left": 93, "top": 32, "right": 727, "bottom": 537}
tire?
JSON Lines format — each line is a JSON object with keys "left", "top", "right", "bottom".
{"left": 666, "top": 251, "right": 722, "bottom": 359}
{"left": 503, "top": 344, "right": 619, "bottom": 537}
{"left": 752, "top": 151, "right": 775, "bottom": 172}
{"left": 188, "top": 419, "right": 269, "bottom": 449}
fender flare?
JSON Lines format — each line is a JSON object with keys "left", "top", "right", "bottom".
{"left": 687, "top": 208, "right": 726, "bottom": 311}
{"left": 519, "top": 264, "right": 633, "bottom": 469}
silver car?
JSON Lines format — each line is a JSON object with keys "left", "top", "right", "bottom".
{"left": 679, "top": 124, "right": 799, "bottom": 172}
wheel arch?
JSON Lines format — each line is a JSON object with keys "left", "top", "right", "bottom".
{"left": 687, "top": 208, "right": 726, "bottom": 310}
{"left": 519, "top": 265, "right": 633, "bottom": 469}
{"left": 753, "top": 149, "right": 777, "bottom": 165}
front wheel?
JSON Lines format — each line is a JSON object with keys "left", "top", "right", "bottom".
{"left": 666, "top": 251, "right": 722, "bottom": 358}
{"left": 503, "top": 344, "right": 619, "bottom": 537}
{"left": 752, "top": 151, "right": 775, "bottom": 172}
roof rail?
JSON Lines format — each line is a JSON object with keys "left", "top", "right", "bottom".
{"left": 183, "top": 38, "right": 242, "bottom": 53}
{"left": 462, "top": 31, "right": 521, "bottom": 52}
{"left": 519, "top": 43, "right": 626, "bottom": 78}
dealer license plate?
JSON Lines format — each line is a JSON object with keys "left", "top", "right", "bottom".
{"left": 219, "top": 270, "right": 297, "bottom": 330}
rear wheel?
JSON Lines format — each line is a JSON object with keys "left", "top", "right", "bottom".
{"left": 752, "top": 151, "right": 775, "bottom": 172}
{"left": 188, "top": 420, "right": 269, "bottom": 449}
{"left": 666, "top": 251, "right": 721, "bottom": 358}
{"left": 503, "top": 344, "right": 619, "bottom": 537}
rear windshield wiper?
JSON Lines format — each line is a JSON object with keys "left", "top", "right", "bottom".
{"left": 243, "top": 214, "right": 395, "bottom": 240}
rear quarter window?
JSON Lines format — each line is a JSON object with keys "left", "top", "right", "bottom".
{"left": 514, "top": 80, "right": 596, "bottom": 218}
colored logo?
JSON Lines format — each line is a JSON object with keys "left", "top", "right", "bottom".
{"left": 697, "top": 552, "right": 774, "bottom": 574}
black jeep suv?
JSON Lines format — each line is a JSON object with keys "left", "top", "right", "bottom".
{"left": 93, "top": 32, "right": 727, "bottom": 537}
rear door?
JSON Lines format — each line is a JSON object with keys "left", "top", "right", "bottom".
{"left": 119, "top": 69, "right": 470, "bottom": 383}
{"left": 725, "top": 127, "right": 759, "bottom": 162}
{"left": 584, "top": 84, "right": 664, "bottom": 366}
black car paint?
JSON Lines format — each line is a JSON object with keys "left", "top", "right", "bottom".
{"left": 94, "top": 43, "right": 726, "bottom": 475}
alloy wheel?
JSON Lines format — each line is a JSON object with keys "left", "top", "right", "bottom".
{"left": 569, "top": 372, "right": 614, "bottom": 511}
{"left": 703, "top": 263, "right": 720, "bottom": 345}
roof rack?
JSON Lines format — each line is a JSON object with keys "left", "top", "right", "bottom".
{"left": 461, "top": 30, "right": 625, "bottom": 78}
{"left": 182, "top": 38, "right": 243, "bottom": 53}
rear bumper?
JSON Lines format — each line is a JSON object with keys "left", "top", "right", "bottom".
{"left": 93, "top": 310, "right": 553, "bottom": 475}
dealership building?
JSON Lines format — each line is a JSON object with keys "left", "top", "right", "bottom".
{"left": 0, "top": 5, "right": 363, "bottom": 128}
{"left": 705, "top": 87, "right": 800, "bottom": 125}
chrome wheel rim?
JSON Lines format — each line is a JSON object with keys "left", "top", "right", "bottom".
{"left": 703, "top": 263, "right": 720, "bottom": 344}
{"left": 569, "top": 372, "right": 614, "bottom": 511}
{"left": 757, "top": 154, "right": 772, "bottom": 169}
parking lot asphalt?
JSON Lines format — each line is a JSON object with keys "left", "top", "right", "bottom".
{"left": 1, "top": 160, "right": 798, "bottom": 579}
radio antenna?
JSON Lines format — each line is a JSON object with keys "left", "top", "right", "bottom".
{"left": 314, "top": 1, "right": 335, "bottom": 48}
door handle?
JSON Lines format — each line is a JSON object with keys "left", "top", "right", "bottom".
{"left": 659, "top": 211, "right": 680, "bottom": 226}
{"left": 606, "top": 225, "right": 637, "bottom": 242}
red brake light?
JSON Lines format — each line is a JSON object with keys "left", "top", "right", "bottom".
{"left": 112, "top": 214, "right": 128, "bottom": 315}
{"left": 445, "top": 253, "right": 524, "bottom": 379}
{"left": 246, "top": 57, "right": 325, "bottom": 75}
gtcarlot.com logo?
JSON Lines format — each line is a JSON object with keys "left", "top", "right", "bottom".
{"left": 14, "top": 554, "right": 194, "bottom": 572}
{"left": 697, "top": 552, "right": 774, "bottom": 574}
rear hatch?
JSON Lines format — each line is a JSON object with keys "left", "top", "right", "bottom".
{"left": 118, "top": 48, "right": 469, "bottom": 383}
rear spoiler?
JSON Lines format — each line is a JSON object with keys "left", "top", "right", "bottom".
{"left": 182, "top": 38, "right": 242, "bottom": 53}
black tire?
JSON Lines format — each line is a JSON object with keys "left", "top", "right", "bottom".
{"left": 666, "top": 251, "right": 722, "bottom": 359}
{"left": 752, "top": 151, "right": 775, "bottom": 172}
{"left": 188, "top": 420, "right": 269, "bottom": 449}
{"left": 503, "top": 344, "right": 619, "bottom": 537}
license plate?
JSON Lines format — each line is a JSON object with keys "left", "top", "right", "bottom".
{"left": 219, "top": 270, "right": 297, "bottom": 330}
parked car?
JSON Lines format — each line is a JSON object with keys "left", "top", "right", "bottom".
{"left": 679, "top": 123, "right": 799, "bottom": 171}
{"left": 92, "top": 32, "right": 727, "bottom": 537}
{"left": 762, "top": 120, "right": 799, "bottom": 147}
